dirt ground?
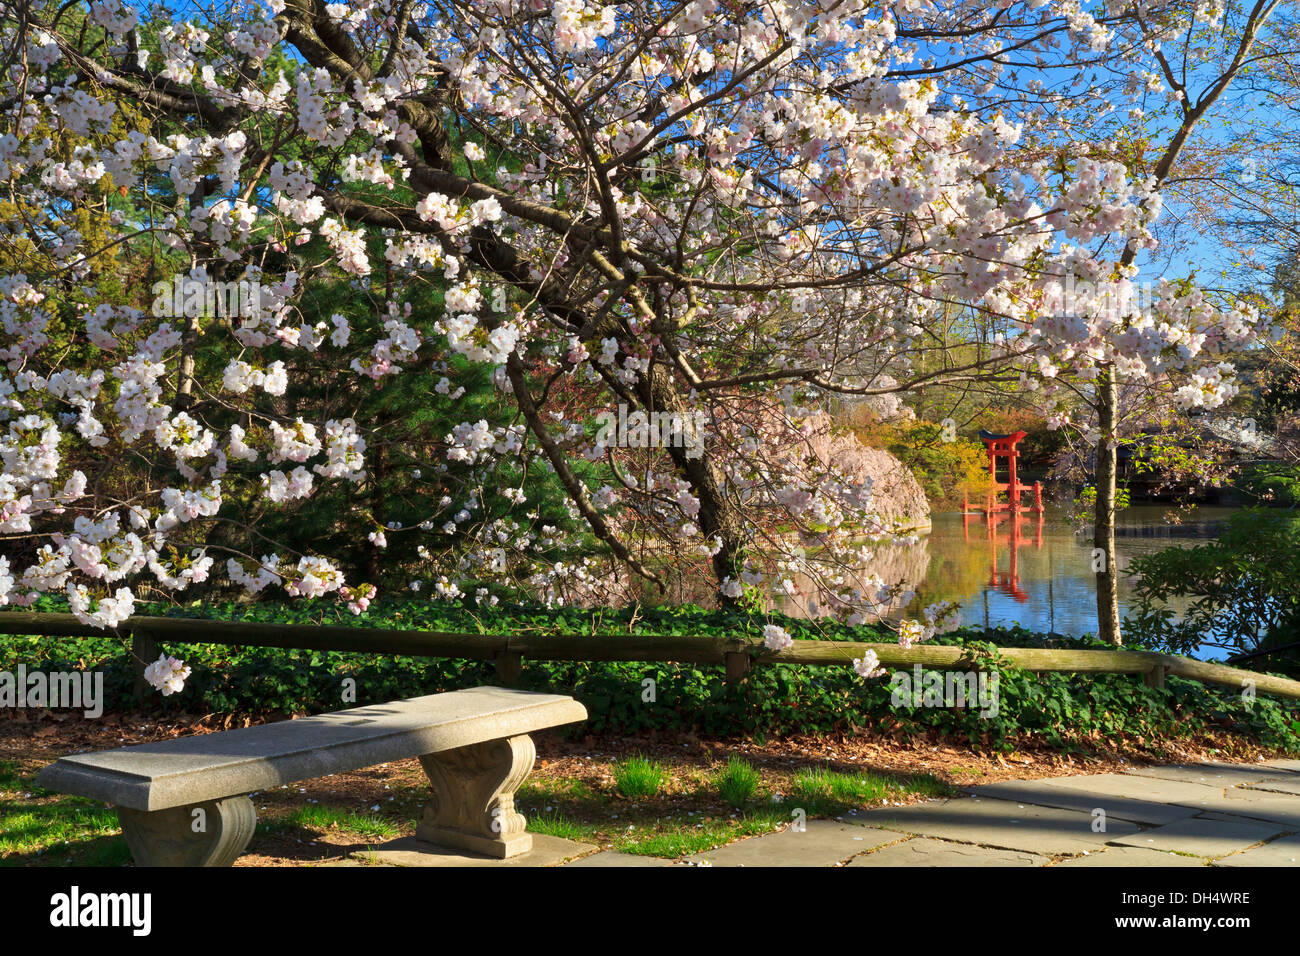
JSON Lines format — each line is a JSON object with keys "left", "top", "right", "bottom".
{"left": 2, "top": 709, "right": 1290, "bottom": 866}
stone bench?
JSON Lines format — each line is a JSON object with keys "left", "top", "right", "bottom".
{"left": 36, "top": 685, "right": 587, "bottom": 866}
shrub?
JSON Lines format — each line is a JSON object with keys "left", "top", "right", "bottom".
{"left": 1236, "top": 463, "right": 1300, "bottom": 506}
{"left": 1126, "top": 509, "right": 1300, "bottom": 660}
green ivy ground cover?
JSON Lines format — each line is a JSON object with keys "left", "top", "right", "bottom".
{"left": 2, "top": 598, "right": 1298, "bottom": 752}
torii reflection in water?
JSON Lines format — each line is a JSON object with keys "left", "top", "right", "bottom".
{"left": 962, "top": 507, "right": 1045, "bottom": 602}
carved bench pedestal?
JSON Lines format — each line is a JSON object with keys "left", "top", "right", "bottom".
{"left": 415, "top": 734, "right": 535, "bottom": 859}
{"left": 117, "top": 796, "right": 257, "bottom": 867}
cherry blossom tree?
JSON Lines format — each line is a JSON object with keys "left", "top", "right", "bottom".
{"left": 0, "top": 0, "right": 1279, "bottom": 668}
{"left": 1027, "top": 0, "right": 1287, "bottom": 644}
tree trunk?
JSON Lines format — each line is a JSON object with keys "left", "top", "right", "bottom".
{"left": 175, "top": 313, "right": 200, "bottom": 410}
{"left": 366, "top": 416, "right": 387, "bottom": 583}
{"left": 1094, "top": 367, "right": 1121, "bottom": 645}
{"left": 1080, "top": 4, "right": 1280, "bottom": 643}
{"left": 643, "top": 364, "right": 745, "bottom": 596}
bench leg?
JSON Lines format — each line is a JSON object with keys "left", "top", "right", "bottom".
{"left": 416, "top": 734, "right": 535, "bottom": 859}
{"left": 117, "top": 796, "right": 256, "bottom": 867}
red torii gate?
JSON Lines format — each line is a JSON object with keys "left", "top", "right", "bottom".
{"left": 964, "top": 429, "right": 1044, "bottom": 514}
{"left": 959, "top": 430, "right": 1045, "bottom": 604}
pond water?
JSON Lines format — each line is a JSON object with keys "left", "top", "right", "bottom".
{"left": 890, "top": 505, "right": 1234, "bottom": 652}
{"left": 642, "top": 503, "right": 1238, "bottom": 657}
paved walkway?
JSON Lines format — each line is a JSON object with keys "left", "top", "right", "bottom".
{"left": 562, "top": 758, "right": 1300, "bottom": 867}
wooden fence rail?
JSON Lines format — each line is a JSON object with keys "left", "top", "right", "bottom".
{"left": 3, "top": 612, "right": 1300, "bottom": 700}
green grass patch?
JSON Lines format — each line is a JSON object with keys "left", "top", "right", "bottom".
{"left": 524, "top": 810, "right": 590, "bottom": 843}
{"left": 787, "top": 766, "right": 952, "bottom": 815}
{"left": 0, "top": 763, "right": 129, "bottom": 867}
{"left": 714, "top": 756, "right": 761, "bottom": 808}
{"left": 618, "top": 810, "right": 788, "bottom": 857}
{"left": 611, "top": 756, "right": 666, "bottom": 800}
{"left": 519, "top": 777, "right": 603, "bottom": 804}
{"left": 270, "top": 804, "right": 402, "bottom": 841}
{"left": 516, "top": 768, "right": 950, "bottom": 859}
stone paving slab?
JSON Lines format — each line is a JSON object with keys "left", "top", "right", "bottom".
{"left": 566, "top": 851, "right": 678, "bottom": 867}
{"left": 1122, "top": 762, "right": 1297, "bottom": 788}
{"left": 1192, "top": 810, "right": 1289, "bottom": 825}
{"left": 1242, "top": 778, "right": 1300, "bottom": 796}
{"left": 962, "top": 780, "right": 1198, "bottom": 826}
{"left": 1051, "top": 846, "right": 1205, "bottom": 867}
{"left": 846, "top": 836, "right": 1047, "bottom": 867}
{"left": 1195, "top": 789, "right": 1300, "bottom": 828}
{"left": 358, "top": 834, "right": 594, "bottom": 867}
{"left": 1109, "top": 815, "right": 1284, "bottom": 859}
{"left": 684, "top": 821, "right": 904, "bottom": 867}
{"left": 1214, "top": 834, "right": 1300, "bottom": 867}
{"left": 1163, "top": 798, "right": 1300, "bottom": 829}
{"left": 1036, "top": 773, "right": 1224, "bottom": 808}
{"left": 1261, "top": 759, "right": 1300, "bottom": 772}
{"left": 853, "top": 796, "right": 1137, "bottom": 855}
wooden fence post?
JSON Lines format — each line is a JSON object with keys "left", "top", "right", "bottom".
{"left": 1143, "top": 664, "right": 1167, "bottom": 690}
{"left": 494, "top": 650, "right": 523, "bottom": 687}
{"left": 724, "top": 649, "right": 750, "bottom": 684}
{"left": 130, "top": 626, "right": 159, "bottom": 703}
